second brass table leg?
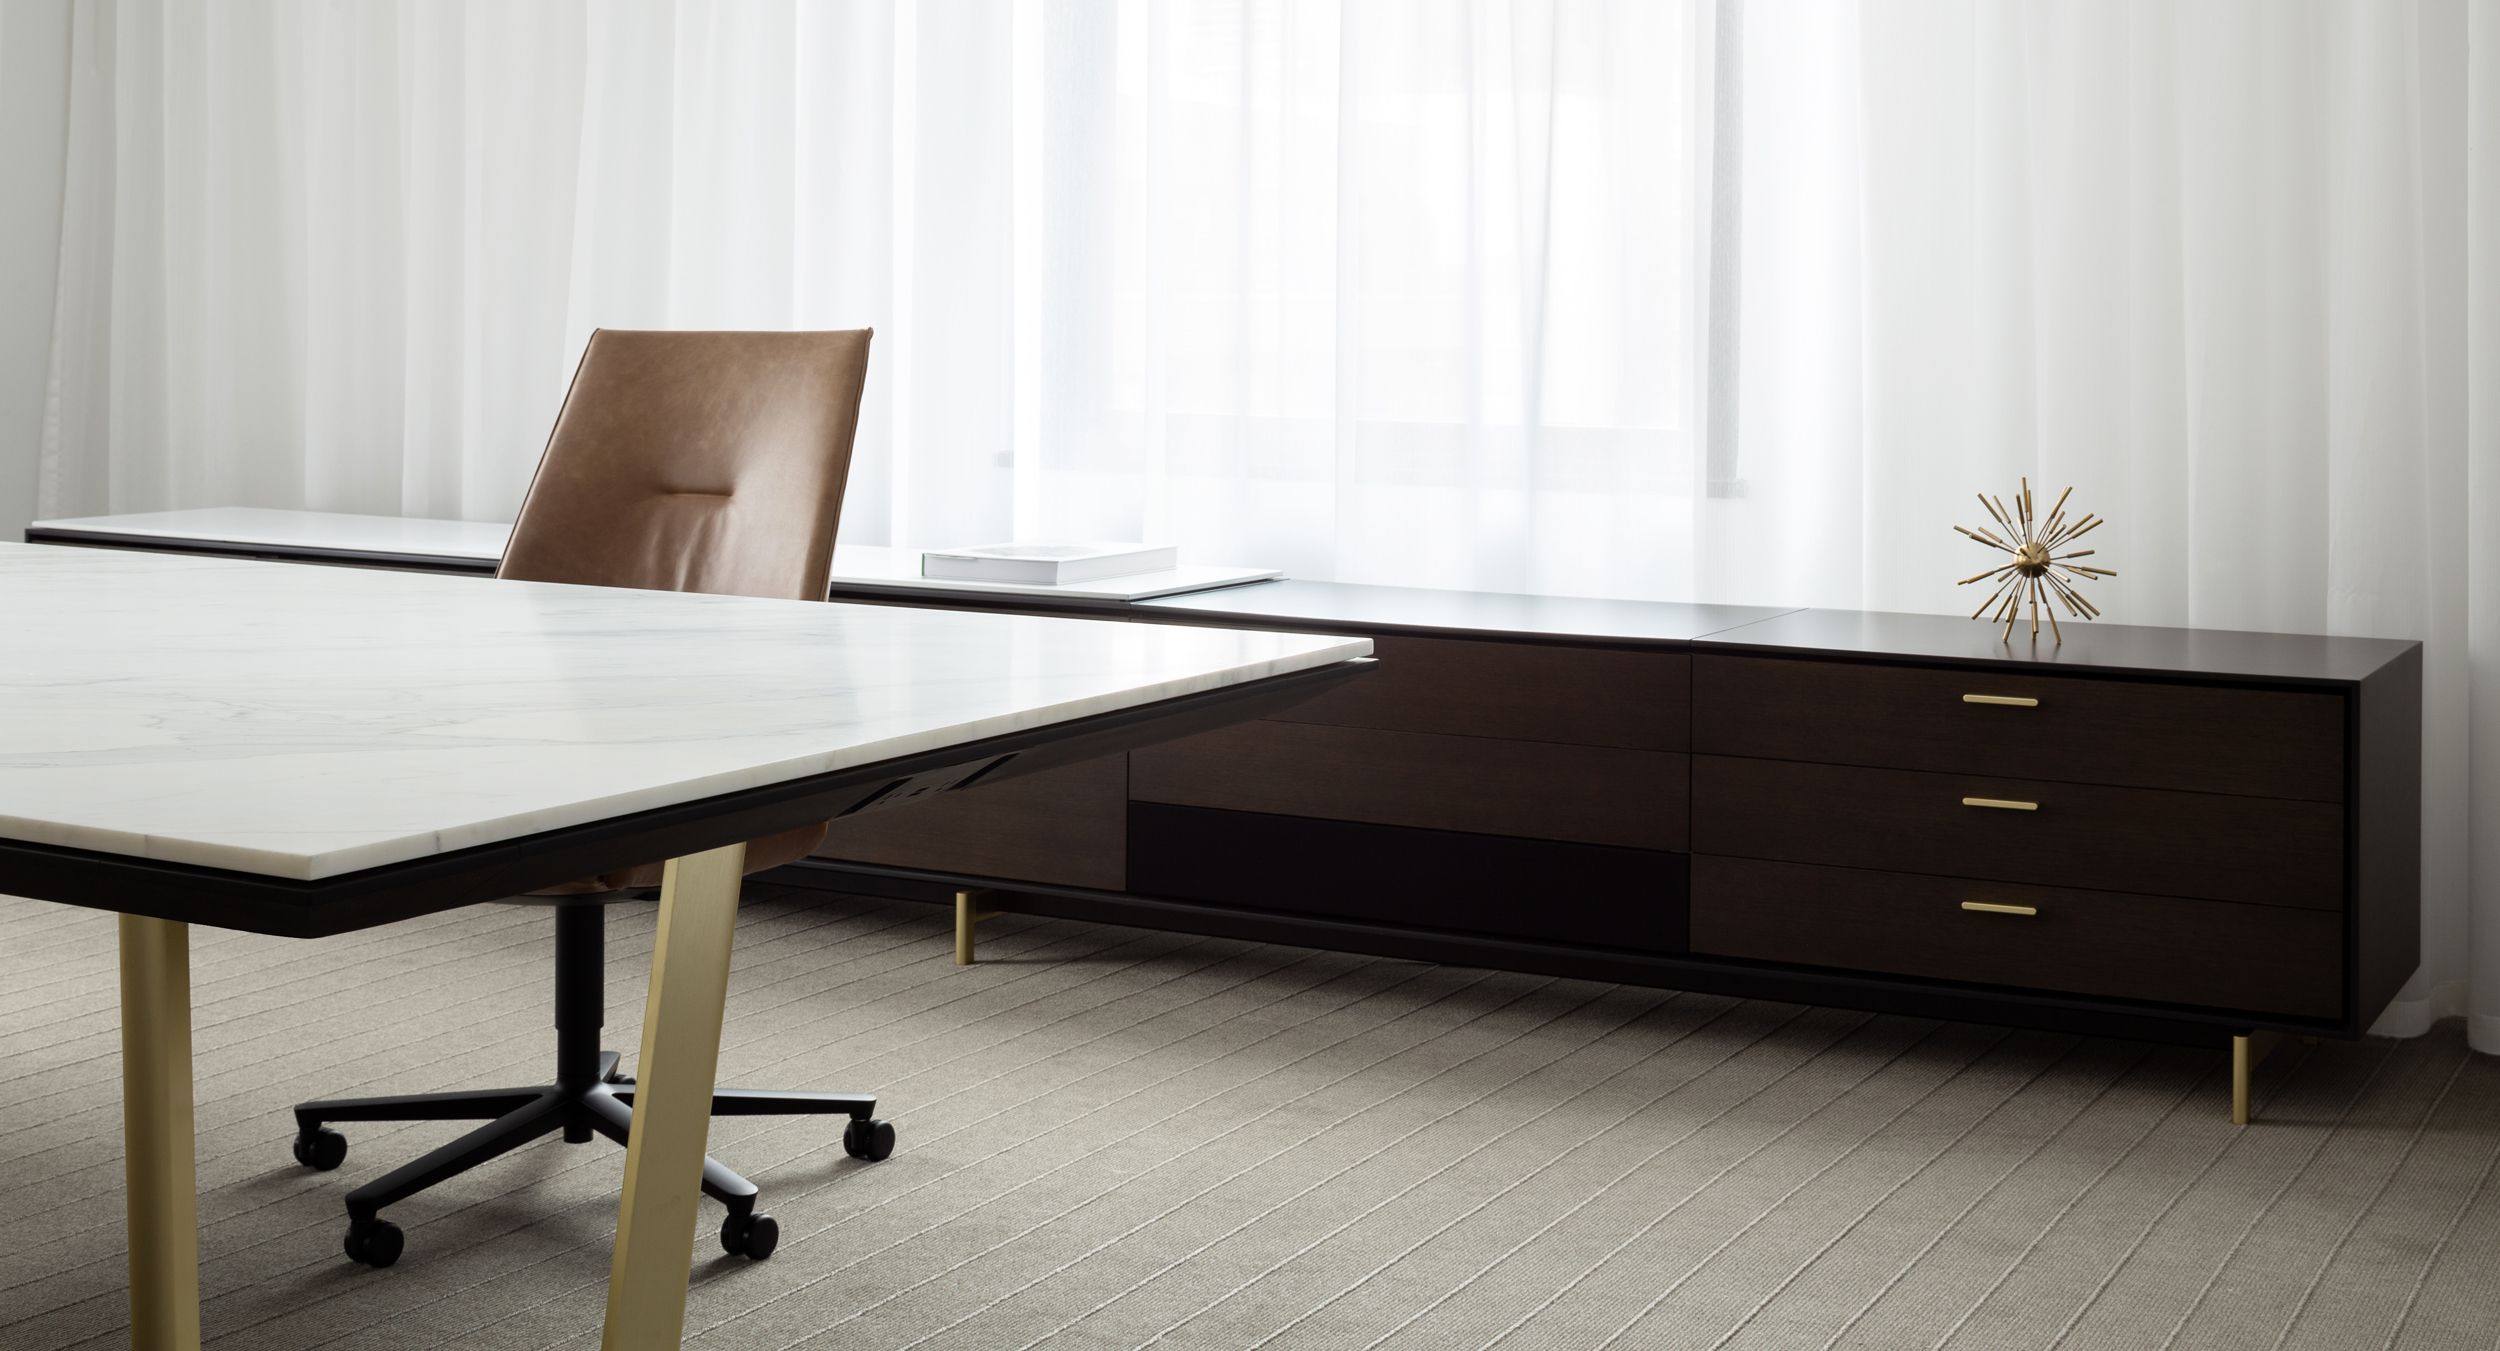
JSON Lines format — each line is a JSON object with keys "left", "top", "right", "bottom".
{"left": 119, "top": 914, "right": 202, "bottom": 1351}
{"left": 602, "top": 841, "right": 747, "bottom": 1351}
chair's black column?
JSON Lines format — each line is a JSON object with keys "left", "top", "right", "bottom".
{"left": 553, "top": 904, "right": 607, "bottom": 1109}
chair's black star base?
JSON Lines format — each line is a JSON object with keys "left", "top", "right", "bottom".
{"left": 290, "top": 902, "right": 895, "bottom": 1268}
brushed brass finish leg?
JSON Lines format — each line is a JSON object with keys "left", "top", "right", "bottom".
{"left": 954, "top": 888, "right": 999, "bottom": 965}
{"left": 119, "top": 915, "right": 201, "bottom": 1351}
{"left": 2232, "top": 1032, "right": 2280, "bottom": 1126}
{"left": 602, "top": 842, "right": 747, "bottom": 1351}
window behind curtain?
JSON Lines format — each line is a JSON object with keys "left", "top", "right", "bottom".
{"left": 1032, "top": 0, "right": 1713, "bottom": 597}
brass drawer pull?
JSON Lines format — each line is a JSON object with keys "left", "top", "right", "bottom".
{"left": 1962, "top": 694, "right": 2039, "bottom": 707}
{"left": 1961, "top": 796, "right": 2039, "bottom": 811}
{"left": 1961, "top": 901, "right": 2038, "bottom": 916}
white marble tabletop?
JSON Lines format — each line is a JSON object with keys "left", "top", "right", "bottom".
{"left": 28, "top": 508, "right": 1282, "bottom": 601}
{"left": 0, "top": 543, "right": 1367, "bottom": 882}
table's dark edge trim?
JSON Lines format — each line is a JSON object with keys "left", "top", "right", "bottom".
{"left": 24, "top": 527, "right": 501, "bottom": 575}
{"left": 0, "top": 658, "right": 1375, "bottom": 939}
{"left": 773, "top": 859, "right": 2349, "bottom": 1045}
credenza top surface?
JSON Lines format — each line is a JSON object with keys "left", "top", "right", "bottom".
{"left": 26, "top": 509, "right": 2424, "bottom": 676}
{"left": 1695, "top": 607, "right": 2420, "bottom": 686}
{"left": 1136, "top": 579, "right": 1799, "bottom": 646}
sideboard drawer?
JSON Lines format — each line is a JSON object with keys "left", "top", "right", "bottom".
{"left": 1691, "top": 856, "right": 2342, "bottom": 1018}
{"left": 1692, "top": 755, "right": 2342, "bottom": 910}
{"left": 1693, "top": 655, "right": 2345, "bottom": 801}
{"left": 1268, "top": 637, "right": 1687, "bottom": 750}
{"left": 1131, "top": 720, "right": 1687, "bottom": 850}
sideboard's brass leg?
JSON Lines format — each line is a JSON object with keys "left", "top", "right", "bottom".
{"left": 2232, "top": 1032, "right": 2280, "bottom": 1125}
{"left": 119, "top": 915, "right": 201, "bottom": 1351}
{"left": 603, "top": 841, "right": 746, "bottom": 1351}
{"left": 955, "top": 888, "right": 999, "bottom": 965}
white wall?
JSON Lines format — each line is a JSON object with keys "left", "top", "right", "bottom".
{"left": 0, "top": 0, "right": 73, "bottom": 541}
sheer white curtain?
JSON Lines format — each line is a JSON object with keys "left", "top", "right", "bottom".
{"left": 36, "top": 0, "right": 2500, "bottom": 1045}
{"left": 40, "top": 0, "right": 1711, "bottom": 602}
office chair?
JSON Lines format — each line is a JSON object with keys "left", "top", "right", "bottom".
{"left": 290, "top": 329, "right": 889, "bottom": 1269}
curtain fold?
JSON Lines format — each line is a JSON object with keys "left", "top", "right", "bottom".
{"left": 35, "top": 0, "right": 2500, "bottom": 1045}
{"left": 2466, "top": 0, "right": 2500, "bottom": 1051}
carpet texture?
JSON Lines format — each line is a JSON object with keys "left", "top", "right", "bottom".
{"left": 1, "top": 884, "right": 2495, "bottom": 1350}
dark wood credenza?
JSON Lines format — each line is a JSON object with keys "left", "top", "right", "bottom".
{"left": 806, "top": 586, "right": 2421, "bottom": 1125}
{"left": 23, "top": 519, "right": 2423, "bottom": 1122}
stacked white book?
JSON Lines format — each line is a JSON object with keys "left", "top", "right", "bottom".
{"left": 921, "top": 543, "right": 1179, "bottom": 586}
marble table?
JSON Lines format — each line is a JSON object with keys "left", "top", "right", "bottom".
{"left": 28, "top": 507, "right": 1284, "bottom": 601}
{"left": 0, "top": 542, "right": 1371, "bottom": 1350}
{"left": 28, "top": 506, "right": 512, "bottom": 570}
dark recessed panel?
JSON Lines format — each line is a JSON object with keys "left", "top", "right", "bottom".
{"left": 1128, "top": 802, "right": 1688, "bottom": 953}
{"left": 1131, "top": 720, "right": 1687, "bottom": 850}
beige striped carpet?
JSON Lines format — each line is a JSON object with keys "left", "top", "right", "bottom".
{"left": 2, "top": 884, "right": 2495, "bottom": 1351}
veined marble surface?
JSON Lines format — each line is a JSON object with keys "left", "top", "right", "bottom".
{"left": 0, "top": 544, "right": 1368, "bottom": 881}
{"left": 28, "top": 508, "right": 1283, "bottom": 601}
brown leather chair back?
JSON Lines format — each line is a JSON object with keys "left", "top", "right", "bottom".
{"left": 500, "top": 328, "right": 874, "bottom": 600}
{"left": 500, "top": 328, "right": 873, "bottom": 893}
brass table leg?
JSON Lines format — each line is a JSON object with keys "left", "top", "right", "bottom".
{"left": 2232, "top": 1032, "right": 2280, "bottom": 1125}
{"left": 119, "top": 915, "right": 201, "bottom": 1351}
{"left": 954, "top": 888, "right": 999, "bottom": 965}
{"left": 602, "top": 842, "right": 747, "bottom": 1351}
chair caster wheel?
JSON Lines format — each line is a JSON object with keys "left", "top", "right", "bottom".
{"left": 344, "top": 1218, "right": 403, "bottom": 1268}
{"left": 293, "top": 1128, "right": 348, "bottom": 1172}
{"left": 720, "top": 1211, "right": 779, "bottom": 1260}
{"left": 844, "top": 1117, "right": 895, "bottom": 1162}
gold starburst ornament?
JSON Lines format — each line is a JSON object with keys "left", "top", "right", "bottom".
{"left": 1954, "top": 479, "right": 2115, "bottom": 643}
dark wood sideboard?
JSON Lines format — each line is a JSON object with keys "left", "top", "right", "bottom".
{"left": 24, "top": 522, "right": 2423, "bottom": 1123}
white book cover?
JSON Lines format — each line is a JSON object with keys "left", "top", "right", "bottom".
{"left": 920, "top": 542, "right": 1179, "bottom": 585}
